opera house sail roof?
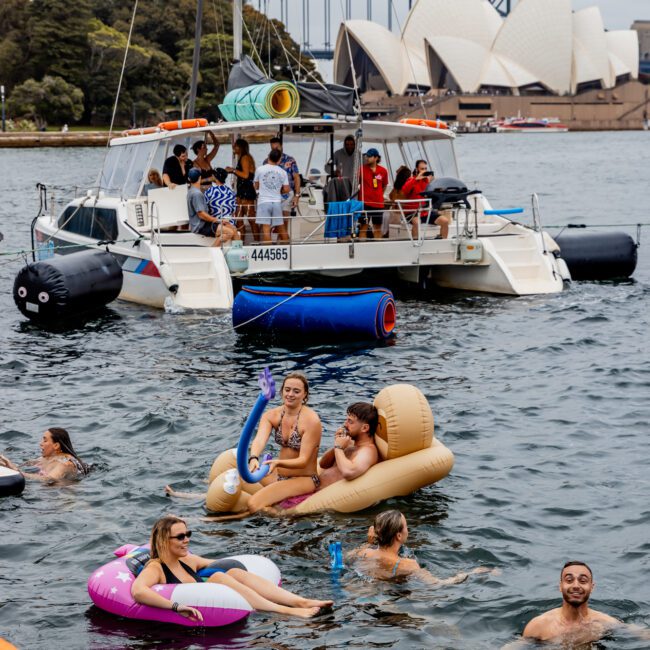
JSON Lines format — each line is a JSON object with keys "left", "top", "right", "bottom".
{"left": 333, "top": 0, "right": 639, "bottom": 96}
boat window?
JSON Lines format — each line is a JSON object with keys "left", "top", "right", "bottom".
{"left": 58, "top": 206, "right": 118, "bottom": 240}
{"left": 422, "top": 139, "right": 458, "bottom": 178}
{"left": 123, "top": 141, "right": 158, "bottom": 198}
{"left": 97, "top": 147, "right": 123, "bottom": 193}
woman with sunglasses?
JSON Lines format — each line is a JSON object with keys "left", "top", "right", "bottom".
{"left": 131, "top": 515, "right": 331, "bottom": 621}
{"left": 0, "top": 427, "right": 88, "bottom": 481}
{"left": 349, "top": 510, "right": 496, "bottom": 584}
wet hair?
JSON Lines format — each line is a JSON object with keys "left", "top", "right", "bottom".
{"left": 47, "top": 427, "right": 89, "bottom": 475}
{"left": 413, "top": 159, "right": 428, "bottom": 176}
{"left": 562, "top": 561, "right": 593, "bottom": 579}
{"left": 173, "top": 144, "right": 187, "bottom": 157}
{"left": 347, "top": 402, "right": 379, "bottom": 436}
{"left": 268, "top": 148, "right": 282, "bottom": 163}
{"left": 192, "top": 140, "right": 206, "bottom": 155}
{"left": 149, "top": 515, "right": 186, "bottom": 562}
{"left": 270, "top": 136, "right": 282, "bottom": 144}
{"left": 281, "top": 371, "right": 309, "bottom": 404}
{"left": 393, "top": 166, "right": 411, "bottom": 191}
{"left": 234, "top": 138, "right": 250, "bottom": 156}
{"left": 372, "top": 510, "right": 405, "bottom": 547}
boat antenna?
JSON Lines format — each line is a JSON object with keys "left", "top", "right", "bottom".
{"left": 188, "top": 0, "right": 204, "bottom": 118}
{"left": 392, "top": 1, "right": 428, "bottom": 119}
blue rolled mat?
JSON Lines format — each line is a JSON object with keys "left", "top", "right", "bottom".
{"left": 232, "top": 286, "right": 396, "bottom": 340}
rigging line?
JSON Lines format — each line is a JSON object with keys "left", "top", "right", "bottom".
{"left": 267, "top": 15, "right": 298, "bottom": 85}
{"left": 210, "top": 0, "right": 227, "bottom": 92}
{"left": 339, "top": 0, "right": 361, "bottom": 115}
{"left": 97, "top": 0, "right": 139, "bottom": 191}
{"left": 232, "top": 287, "right": 309, "bottom": 329}
{"left": 236, "top": 0, "right": 268, "bottom": 76}
{"left": 390, "top": 0, "right": 428, "bottom": 119}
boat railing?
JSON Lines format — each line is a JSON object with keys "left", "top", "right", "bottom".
{"left": 531, "top": 192, "right": 549, "bottom": 255}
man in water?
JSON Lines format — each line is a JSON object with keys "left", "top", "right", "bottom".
{"left": 521, "top": 561, "right": 650, "bottom": 644}
{"left": 318, "top": 402, "right": 379, "bottom": 489}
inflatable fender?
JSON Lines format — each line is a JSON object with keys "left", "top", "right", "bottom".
{"left": 88, "top": 545, "right": 281, "bottom": 627}
{"left": 0, "top": 467, "right": 25, "bottom": 498}
{"left": 206, "top": 469, "right": 250, "bottom": 513}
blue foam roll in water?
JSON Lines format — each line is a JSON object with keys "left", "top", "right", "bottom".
{"left": 232, "top": 286, "right": 396, "bottom": 341}
{"left": 328, "top": 541, "right": 344, "bottom": 570}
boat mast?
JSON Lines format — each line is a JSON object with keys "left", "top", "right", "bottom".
{"left": 233, "top": 0, "right": 243, "bottom": 61}
{"left": 188, "top": 0, "right": 204, "bottom": 118}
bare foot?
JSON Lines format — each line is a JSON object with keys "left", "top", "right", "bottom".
{"left": 164, "top": 485, "right": 176, "bottom": 496}
{"left": 301, "top": 598, "right": 333, "bottom": 608}
{"left": 292, "top": 606, "right": 321, "bottom": 619}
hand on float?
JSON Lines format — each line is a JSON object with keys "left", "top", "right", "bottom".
{"left": 0, "top": 455, "right": 18, "bottom": 471}
{"left": 263, "top": 458, "right": 280, "bottom": 473}
{"left": 248, "top": 457, "right": 260, "bottom": 472}
{"left": 178, "top": 604, "right": 203, "bottom": 621}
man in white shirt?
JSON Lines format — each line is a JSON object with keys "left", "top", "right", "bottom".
{"left": 254, "top": 148, "right": 290, "bottom": 244}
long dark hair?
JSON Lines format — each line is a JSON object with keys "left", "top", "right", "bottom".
{"left": 394, "top": 166, "right": 411, "bottom": 191}
{"left": 48, "top": 427, "right": 89, "bottom": 475}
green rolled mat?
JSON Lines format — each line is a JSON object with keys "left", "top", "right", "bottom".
{"left": 219, "top": 82, "right": 300, "bottom": 121}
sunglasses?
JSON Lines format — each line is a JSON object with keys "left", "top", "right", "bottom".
{"left": 170, "top": 530, "right": 192, "bottom": 541}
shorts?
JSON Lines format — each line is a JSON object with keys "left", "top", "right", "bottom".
{"left": 277, "top": 473, "right": 321, "bottom": 489}
{"left": 281, "top": 190, "right": 294, "bottom": 213}
{"left": 256, "top": 202, "right": 284, "bottom": 226}
{"left": 360, "top": 207, "right": 384, "bottom": 226}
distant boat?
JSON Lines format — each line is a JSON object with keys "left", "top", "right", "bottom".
{"left": 492, "top": 117, "right": 569, "bottom": 133}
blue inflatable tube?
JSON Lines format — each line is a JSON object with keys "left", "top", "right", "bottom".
{"left": 236, "top": 368, "right": 276, "bottom": 483}
{"left": 484, "top": 208, "right": 524, "bottom": 215}
{"left": 232, "top": 286, "right": 396, "bottom": 341}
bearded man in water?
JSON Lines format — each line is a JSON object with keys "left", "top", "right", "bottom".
{"left": 522, "top": 561, "right": 650, "bottom": 645}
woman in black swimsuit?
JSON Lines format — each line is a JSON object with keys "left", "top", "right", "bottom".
{"left": 225, "top": 138, "right": 258, "bottom": 241}
{"left": 131, "top": 515, "right": 331, "bottom": 620}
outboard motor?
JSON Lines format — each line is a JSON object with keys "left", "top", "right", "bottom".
{"left": 13, "top": 249, "right": 123, "bottom": 322}
{"left": 420, "top": 176, "right": 482, "bottom": 215}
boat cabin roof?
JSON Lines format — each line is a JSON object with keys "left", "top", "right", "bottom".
{"left": 110, "top": 118, "right": 455, "bottom": 147}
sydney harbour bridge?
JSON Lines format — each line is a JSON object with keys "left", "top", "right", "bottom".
{"left": 251, "top": 0, "right": 512, "bottom": 58}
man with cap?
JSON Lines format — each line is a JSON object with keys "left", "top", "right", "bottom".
{"left": 186, "top": 167, "right": 238, "bottom": 246}
{"left": 359, "top": 147, "right": 388, "bottom": 239}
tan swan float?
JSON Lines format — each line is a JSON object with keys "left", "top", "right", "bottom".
{"left": 206, "top": 383, "right": 454, "bottom": 515}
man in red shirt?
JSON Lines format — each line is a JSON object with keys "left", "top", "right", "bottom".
{"left": 359, "top": 148, "right": 389, "bottom": 239}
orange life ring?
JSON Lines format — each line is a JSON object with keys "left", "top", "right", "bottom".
{"left": 121, "top": 127, "right": 159, "bottom": 137}
{"left": 400, "top": 118, "right": 448, "bottom": 130}
{"left": 157, "top": 118, "right": 208, "bottom": 131}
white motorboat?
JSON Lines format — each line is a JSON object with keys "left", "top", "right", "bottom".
{"left": 31, "top": 116, "right": 569, "bottom": 310}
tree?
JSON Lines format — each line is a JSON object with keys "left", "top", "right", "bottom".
{"left": 8, "top": 76, "right": 84, "bottom": 128}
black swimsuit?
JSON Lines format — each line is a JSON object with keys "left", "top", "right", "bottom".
{"left": 160, "top": 560, "right": 201, "bottom": 584}
{"left": 236, "top": 158, "right": 257, "bottom": 201}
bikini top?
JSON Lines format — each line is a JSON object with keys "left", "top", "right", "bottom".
{"left": 160, "top": 560, "right": 200, "bottom": 584}
{"left": 273, "top": 408, "right": 302, "bottom": 451}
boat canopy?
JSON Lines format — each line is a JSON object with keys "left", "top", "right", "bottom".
{"left": 98, "top": 119, "right": 458, "bottom": 199}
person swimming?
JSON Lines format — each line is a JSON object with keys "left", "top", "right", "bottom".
{"left": 348, "top": 510, "right": 496, "bottom": 585}
{"left": 0, "top": 427, "right": 88, "bottom": 482}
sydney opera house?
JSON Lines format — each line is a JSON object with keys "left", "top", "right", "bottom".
{"left": 333, "top": 0, "right": 646, "bottom": 128}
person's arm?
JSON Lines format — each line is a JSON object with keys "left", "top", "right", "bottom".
{"left": 131, "top": 562, "right": 203, "bottom": 621}
{"left": 248, "top": 411, "right": 275, "bottom": 471}
{"left": 162, "top": 173, "right": 175, "bottom": 189}
{"left": 253, "top": 168, "right": 260, "bottom": 192}
{"left": 281, "top": 169, "right": 290, "bottom": 195}
{"left": 333, "top": 439, "right": 378, "bottom": 481}
{"left": 206, "top": 133, "right": 219, "bottom": 163}
{"left": 265, "top": 415, "right": 322, "bottom": 472}
{"left": 197, "top": 209, "right": 218, "bottom": 224}
{"left": 522, "top": 615, "right": 546, "bottom": 639}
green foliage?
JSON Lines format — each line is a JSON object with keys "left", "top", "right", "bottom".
{"left": 7, "top": 76, "right": 84, "bottom": 128}
{"left": 2, "top": 0, "right": 322, "bottom": 126}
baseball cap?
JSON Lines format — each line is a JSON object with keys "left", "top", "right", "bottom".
{"left": 364, "top": 148, "right": 380, "bottom": 157}
{"left": 187, "top": 167, "right": 201, "bottom": 183}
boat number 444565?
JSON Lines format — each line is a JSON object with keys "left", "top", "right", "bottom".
{"left": 249, "top": 247, "right": 289, "bottom": 262}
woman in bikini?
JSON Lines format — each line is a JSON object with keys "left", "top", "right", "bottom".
{"left": 191, "top": 132, "right": 220, "bottom": 189}
{"left": 131, "top": 515, "right": 331, "bottom": 621}
{"left": 0, "top": 427, "right": 88, "bottom": 482}
{"left": 349, "top": 510, "right": 495, "bottom": 584}
{"left": 244, "top": 371, "right": 322, "bottom": 514}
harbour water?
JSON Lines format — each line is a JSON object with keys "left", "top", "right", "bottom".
{"left": 1, "top": 132, "right": 649, "bottom": 649}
